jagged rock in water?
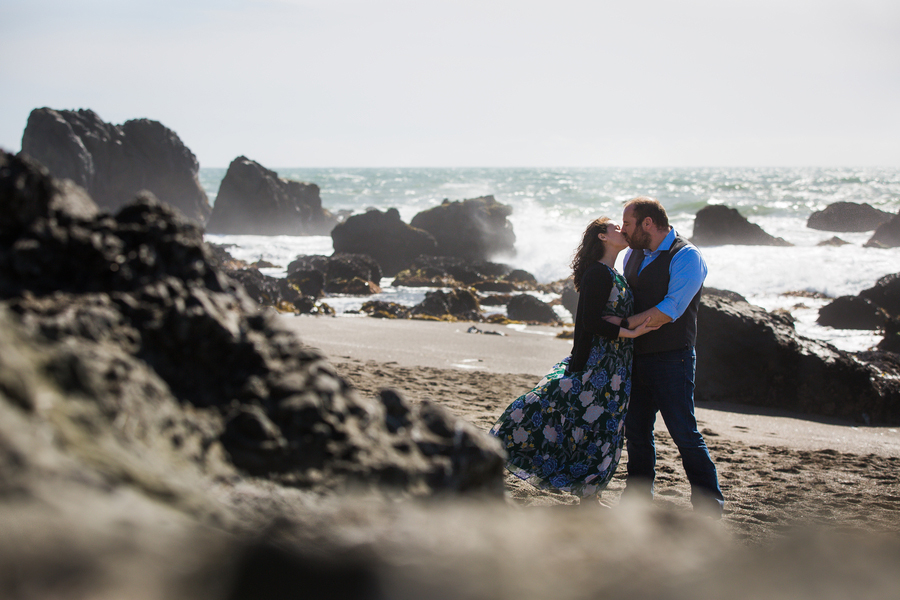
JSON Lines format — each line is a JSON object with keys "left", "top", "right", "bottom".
{"left": 817, "top": 296, "right": 887, "bottom": 330}
{"left": 865, "top": 212, "right": 900, "bottom": 248}
{"left": 859, "top": 273, "right": 900, "bottom": 318}
{"left": 410, "top": 196, "right": 516, "bottom": 261}
{"left": 410, "top": 289, "right": 481, "bottom": 321}
{"left": 507, "top": 294, "right": 560, "bottom": 324}
{"left": 287, "top": 253, "right": 383, "bottom": 296}
{"left": 20, "top": 107, "right": 210, "bottom": 224}
{"left": 330, "top": 208, "right": 437, "bottom": 276}
{"left": 691, "top": 205, "right": 792, "bottom": 246}
{"left": 806, "top": 201, "right": 894, "bottom": 232}
{"left": 206, "top": 156, "right": 336, "bottom": 235}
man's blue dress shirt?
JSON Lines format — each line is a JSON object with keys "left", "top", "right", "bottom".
{"left": 623, "top": 228, "right": 708, "bottom": 321}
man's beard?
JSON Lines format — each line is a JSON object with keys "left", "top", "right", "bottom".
{"left": 627, "top": 227, "right": 651, "bottom": 250}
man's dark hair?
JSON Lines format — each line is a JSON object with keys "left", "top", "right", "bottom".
{"left": 625, "top": 196, "right": 669, "bottom": 230}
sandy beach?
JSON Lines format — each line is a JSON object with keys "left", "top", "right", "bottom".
{"left": 284, "top": 314, "right": 900, "bottom": 543}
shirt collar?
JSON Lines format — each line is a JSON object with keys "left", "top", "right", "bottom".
{"left": 643, "top": 228, "right": 677, "bottom": 257}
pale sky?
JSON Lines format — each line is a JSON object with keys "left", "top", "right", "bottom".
{"left": 2, "top": 0, "right": 898, "bottom": 168}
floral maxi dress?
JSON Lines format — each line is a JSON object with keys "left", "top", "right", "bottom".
{"left": 490, "top": 268, "right": 633, "bottom": 498}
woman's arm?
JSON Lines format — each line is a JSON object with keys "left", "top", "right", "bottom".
{"left": 579, "top": 266, "right": 621, "bottom": 339}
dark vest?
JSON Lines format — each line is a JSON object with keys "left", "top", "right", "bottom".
{"left": 624, "top": 234, "right": 702, "bottom": 355}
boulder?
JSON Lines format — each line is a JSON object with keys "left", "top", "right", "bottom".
{"left": 507, "top": 294, "right": 560, "bottom": 324}
{"left": 392, "top": 255, "right": 520, "bottom": 289}
{"left": 859, "top": 272, "right": 900, "bottom": 317}
{"left": 696, "top": 292, "right": 900, "bottom": 424}
{"left": 361, "top": 300, "right": 411, "bottom": 319}
{"left": 410, "top": 289, "right": 481, "bottom": 321}
{"left": 330, "top": 208, "right": 437, "bottom": 276}
{"left": 816, "top": 296, "right": 887, "bottom": 330}
{"left": 560, "top": 280, "right": 579, "bottom": 320}
{"left": 0, "top": 149, "right": 505, "bottom": 494}
{"left": 817, "top": 236, "right": 850, "bottom": 247}
{"left": 286, "top": 253, "right": 382, "bottom": 296}
{"left": 227, "top": 268, "right": 314, "bottom": 313}
{"left": 691, "top": 205, "right": 792, "bottom": 246}
{"left": 20, "top": 107, "right": 210, "bottom": 224}
{"left": 865, "top": 212, "right": 900, "bottom": 248}
{"left": 806, "top": 201, "right": 894, "bottom": 232}
{"left": 879, "top": 318, "right": 900, "bottom": 353}
{"left": 205, "top": 156, "right": 336, "bottom": 235}
{"left": 410, "top": 196, "right": 516, "bottom": 260}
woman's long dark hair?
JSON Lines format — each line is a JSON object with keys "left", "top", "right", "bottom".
{"left": 570, "top": 217, "right": 610, "bottom": 292}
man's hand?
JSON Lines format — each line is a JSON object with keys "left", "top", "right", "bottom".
{"left": 629, "top": 307, "right": 672, "bottom": 328}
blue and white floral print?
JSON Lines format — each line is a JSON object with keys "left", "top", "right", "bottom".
{"left": 490, "top": 265, "right": 634, "bottom": 497}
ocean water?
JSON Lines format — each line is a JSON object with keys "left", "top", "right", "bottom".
{"left": 200, "top": 167, "right": 900, "bottom": 352}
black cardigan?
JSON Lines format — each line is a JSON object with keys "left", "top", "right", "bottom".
{"left": 568, "top": 262, "right": 621, "bottom": 373}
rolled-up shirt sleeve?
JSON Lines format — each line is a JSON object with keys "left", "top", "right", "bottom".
{"left": 655, "top": 245, "right": 708, "bottom": 321}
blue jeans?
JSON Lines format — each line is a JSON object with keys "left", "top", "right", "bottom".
{"left": 624, "top": 346, "right": 724, "bottom": 515}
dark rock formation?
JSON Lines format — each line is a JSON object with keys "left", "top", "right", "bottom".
{"left": 410, "top": 289, "right": 481, "bottom": 321}
{"left": 392, "top": 255, "right": 524, "bottom": 290}
{"left": 286, "top": 268, "right": 326, "bottom": 298}
{"left": 360, "top": 300, "right": 410, "bottom": 319}
{"left": 507, "top": 294, "right": 560, "bottom": 324}
{"left": 0, "top": 149, "right": 504, "bottom": 495}
{"left": 817, "top": 236, "right": 850, "bottom": 247}
{"left": 286, "top": 253, "right": 382, "bottom": 296}
{"left": 816, "top": 296, "right": 887, "bottom": 330}
{"left": 227, "top": 268, "right": 314, "bottom": 313}
{"left": 205, "top": 156, "right": 336, "bottom": 235}
{"left": 691, "top": 205, "right": 792, "bottom": 247}
{"left": 865, "top": 212, "right": 900, "bottom": 248}
{"left": 807, "top": 202, "right": 894, "bottom": 232}
{"left": 330, "top": 208, "right": 437, "bottom": 276}
{"left": 20, "top": 107, "right": 210, "bottom": 224}
{"left": 879, "top": 318, "right": 900, "bottom": 352}
{"left": 859, "top": 273, "right": 900, "bottom": 317}
{"left": 410, "top": 196, "right": 516, "bottom": 260}
{"left": 696, "top": 293, "right": 900, "bottom": 424}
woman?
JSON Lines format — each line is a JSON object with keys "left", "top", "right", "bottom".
{"left": 489, "top": 217, "right": 655, "bottom": 501}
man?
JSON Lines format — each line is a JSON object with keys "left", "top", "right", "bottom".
{"left": 618, "top": 196, "right": 724, "bottom": 515}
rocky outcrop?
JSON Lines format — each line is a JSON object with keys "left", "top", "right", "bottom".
{"left": 20, "top": 107, "right": 210, "bottom": 224}
{"left": 816, "top": 296, "right": 887, "bottom": 330}
{"left": 409, "top": 289, "right": 481, "bottom": 321}
{"left": 816, "top": 273, "right": 900, "bottom": 334}
{"left": 206, "top": 156, "right": 336, "bottom": 235}
{"left": 0, "top": 149, "right": 505, "bottom": 495}
{"left": 859, "top": 273, "right": 900, "bottom": 317}
{"left": 696, "top": 290, "right": 900, "bottom": 424}
{"left": 865, "top": 212, "right": 900, "bottom": 248}
{"left": 287, "top": 253, "right": 383, "bottom": 296}
{"left": 507, "top": 294, "right": 561, "bottom": 324}
{"left": 807, "top": 202, "right": 894, "bottom": 232}
{"left": 691, "top": 205, "right": 792, "bottom": 246}
{"left": 392, "top": 256, "right": 536, "bottom": 292}
{"left": 410, "top": 196, "right": 516, "bottom": 260}
{"left": 330, "top": 208, "right": 437, "bottom": 276}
